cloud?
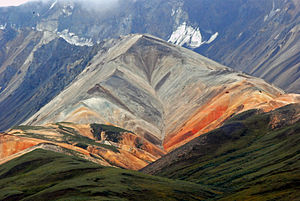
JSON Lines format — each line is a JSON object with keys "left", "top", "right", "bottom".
{"left": 37, "top": 0, "right": 119, "bottom": 9}
{"left": 74, "top": 0, "right": 120, "bottom": 12}
{"left": 0, "top": 0, "right": 31, "bottom": 7}
{"left": 14, "top": 0, "right": 120, "bottom": 13}
{"left": 76, "top": 0, "right": 119, "bottom": 7}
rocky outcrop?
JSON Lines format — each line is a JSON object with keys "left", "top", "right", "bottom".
{"left": 1, "top": 122, "right": 165, "bottom": 170}
{"left": 0, "top": 134, "right": 40, "bottom": 159}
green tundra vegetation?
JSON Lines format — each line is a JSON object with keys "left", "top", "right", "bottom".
{"left": 0, "top": 149, "right": 218, "bottom": 201}
{"left": 143, "top": 104, "right": 300, "bottom": 200}
{"left": 1, "top": 104, "right": 299, "bottom": 200}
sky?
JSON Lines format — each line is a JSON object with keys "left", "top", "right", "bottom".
{"left": 0, "top": 0, "right": 31, "bottom": 7}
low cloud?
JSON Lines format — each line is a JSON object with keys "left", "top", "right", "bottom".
{"left": 73, "top": 0, "right": 120, "bottom": 11}
{"left": 29, "top": 0, "right": 120, "bottom": 12}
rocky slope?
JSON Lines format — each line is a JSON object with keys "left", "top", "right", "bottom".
{"left": 24, "top": 34, "right": 300, "bottom": 152}
{"left": 0, "top": 122, "right": 165, "bottom": 170}
{"left": 0, "top": 27, "right": 101, "bottom": 131}
{"left": 142, "top": 103, "right": 300, "bottom": 200}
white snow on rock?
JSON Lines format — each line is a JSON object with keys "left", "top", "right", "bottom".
{"left": 168, "top": 22, "right": 218, "bottom": 48}
{"left": 49, "top": 0, "right": 57, "bottom": 10}
{"left": 62, "top": 4, "right": 73, "bottom": 16}
{"left": 190, "top": 28, "right": 203, "bottom": 48}
{"left": 57, "top": 29, "right": 93, "bottom": 46}
{"left": 264, "top": 1, "right": 281, "bottom": 22}
{"left": 0, "top": 24, "right": 6, "bottom": 30}
{"left": 206, "top": 32, "right": 219, "bottom": 44}
{"left": 171, "top": 8, "right": 176, "bottom": 16}
{"left": 168, "top": 22, "right": 202, "bottom": 48}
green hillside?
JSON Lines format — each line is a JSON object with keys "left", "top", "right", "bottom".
{"left": 142, "top": 104, "right": 300, "bottom": 200}
{"left": 0, "top": 149, "right": 218, "bottom": 201}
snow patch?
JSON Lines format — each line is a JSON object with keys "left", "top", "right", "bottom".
{"left": 49, "top": 0, "right": 57, "bottom": 10}
{"left": 264, "top": 1, "right": 281, "bottom": 22}
{"left": 62, "top": 4, "right": 73, "bottom": 16}
{"left": 168, "top": 22, "right": 218, "bottom": 48}
{"left": 190, "top": 28, "right": 203, "bottom": 48}
{"left": 171, "top": 9, "right": 175, "bottom": 16}
{"left": 206, "top": 32, "right": 219, "bottom": 44}
{"left": 57, "top": 29, "right": 93, "bottom": 46}
{"left": 0, "top": 24, "right": 6, "bottom": 30}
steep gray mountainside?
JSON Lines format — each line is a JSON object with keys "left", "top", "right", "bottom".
{"left": 0, "top": 0, "right": 298, "bottom": 92}
{"left": 0, "top": 27, "right": 103, "bottom": 131}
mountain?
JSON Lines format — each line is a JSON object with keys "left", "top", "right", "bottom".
{"left": 0, "top": 148, "right": 218, "bottom": 201}
{"left": 1, "top": 0, "right": 299, "bottom": 94}
{"left": 23, "top": 34, "right": 300, "bottom": 152}
{"left": 1, "top": 0, "right": 299, "bottom": 132}
{"left": 142, "top": 103, "right": 300, "bottom": 200}
{"left": 0, "top": 1, "right": 299, "bottom": 200}
{"left": 2, "top": 34, "right": 299, "bottom": 172}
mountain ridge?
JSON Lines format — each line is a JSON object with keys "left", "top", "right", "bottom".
{"left": 21, "top": 34, "right": 300, "bottom": 152}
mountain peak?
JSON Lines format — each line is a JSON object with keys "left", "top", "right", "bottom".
{"left": 21, "top": 34, "right": 299, "bottom": 151}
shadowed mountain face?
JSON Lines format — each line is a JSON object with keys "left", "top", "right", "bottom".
{"left": 142, "top": 103, "right": 300, "bottom": 200}
{"left": 23, "top": 34, "right": 300, "bottom": 152}
{"left": 0, "top": 28, "right": 102, "bottom": 131}
{"left": 0, "top": 0, "right": 299, "bottom": 94}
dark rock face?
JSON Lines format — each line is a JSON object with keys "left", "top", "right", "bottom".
{"left": 0, "top": 29, "right": 99, "bottom": 131}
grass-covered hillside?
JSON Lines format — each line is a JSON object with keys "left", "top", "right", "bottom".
{"left": 2, "top": 104, "right": 299, "bottom": 200}
{"left": 0, "top": 149, "right": 218, "bottom": 201}
{"left": 142, "top": 103, "right": 300, "bottom": 200}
